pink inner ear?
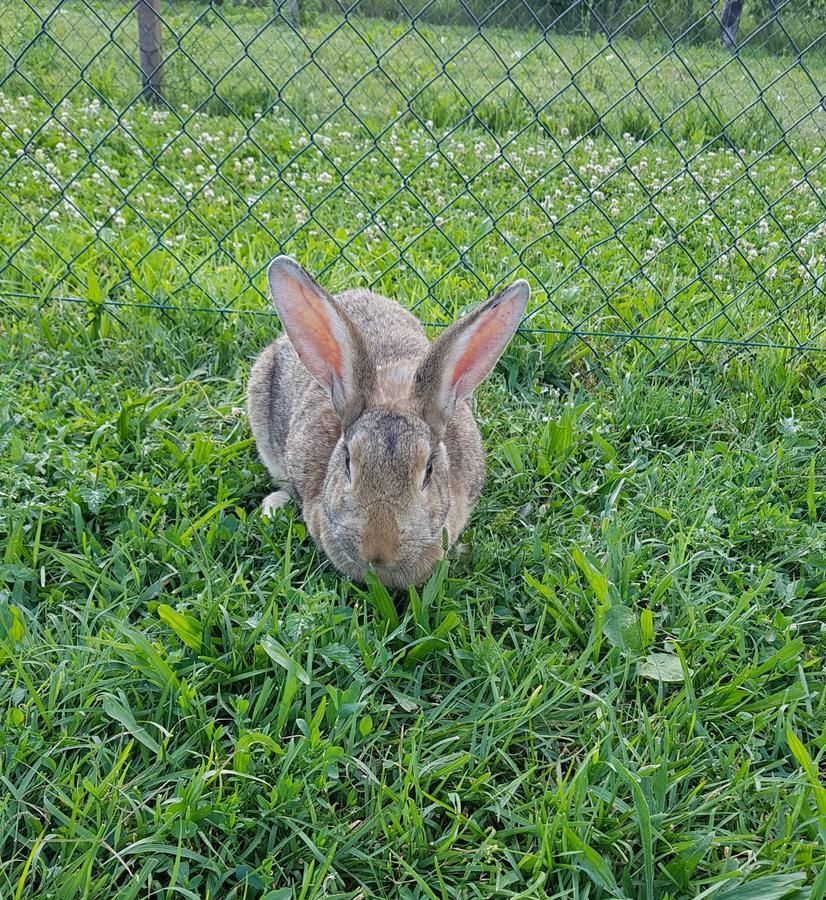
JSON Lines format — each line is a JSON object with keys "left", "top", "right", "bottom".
{"left": 282, "top": 278, "right": 343, "bottom": 383}
{"left": 450, "top": 301, "right": 519, "bottom": 397}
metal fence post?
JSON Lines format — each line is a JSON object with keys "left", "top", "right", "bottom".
{"left": 721, "top": 0, "right": 745, "bottom": 49}
{"left": 137, "top": 0, "right": 164, "bottom": 105}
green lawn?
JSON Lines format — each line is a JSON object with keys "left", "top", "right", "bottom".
{"left": 2, "top": 291, "right": 826, "bottom": 899}
{"left": 2, "top": 3, "right": 826, "bottom": 898}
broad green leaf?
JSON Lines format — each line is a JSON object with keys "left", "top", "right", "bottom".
{"left": 499, "top": 438, "right": 525, "bottom": 473}
{"left": 359, "top": 715, "right": 373, "bottom": 738}
{"left": 592, "top": 426, "right": 617, "bottom": 461}
{"left": 638, "top": 653, "right": 684, "bottom": 683}
{"left": 111, "top": 622, "right": 180, "bottom": 692}
{"left": 0, "top": 564, "right": 34, "bottom": 583}
{"left": 86, "top": 266, "right": 101, "bottom": 304}
{"left": 405, "top": 611, "right": 461, "bottom": 665}
{"left": 610, "top": 760, "right": 653, "bottom": 900}
{"left": 649, "top": 572, "right": 673, "bottom": 605}
{"left": 540, "top": 409, "right": 574, "bottom": 465}
{"left": 571, "top": 545, "right": 610, "bottom": 604}
{"left": 564, "top": 827, "right": 623, "bottom": 897}
{"left": 261, "top": 635, "right": 310, "bottom": 685}
{"left": 276, "top": 671, "right": 298, "bottom": 735}
{"left": 233, "top": 732, "right": 282, "bottom": 773}
{"left": 116, "top": 401, "right": 132, "bottom": 442}
{"left": 640, "top": 607, "right": 655, "bottom": 648}
{"left": 157, "top": 604, "right": 202, "bottom": 652}
{"left": 388, "top": 688, "right": 419, "bottom": 712}
{"left": 787, "top": 727, "right": 826, "bottom": 819}
{"left": 0, "top": 603, "right": 26, "bottom": 657}
{"left": 8, "top": 605, "right": 25, "bottom": 641}
{"left": 363, "top": 571, "right": 399, "bottom": 629}
{"left": 102, "top": 696, "right": 161, "bottom": 754}
{"left": 664, "top": 834, "right": 712, "bottom": 888}
{"left": 235, "top": 864, "right": 264, "bottom": 890}
{"left": 524, "top": 571, "right": 584, "bottom": 641}
{"left": 421, "top": 558, "right": 447, "bottom": 612}
{"left": 602, "top": 605, "right": 642, "bottom": 653}
{"left": 717, "top": 872, "right": 805, "bottom": 899}
{"left": 809, "top": 860, "right": 826, "bottom": 900}
{"left": 262, "top": 891, "right": 292, "bottom": 900}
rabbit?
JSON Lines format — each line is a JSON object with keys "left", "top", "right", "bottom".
{"left": 246, "top": 256, "right": 529, "bottom": 589}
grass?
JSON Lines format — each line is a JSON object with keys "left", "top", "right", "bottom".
{"left": 1, "top": 298, "right": 826, "bottom": 898}
{"left": 1, "top": 2, "right": 826, "bottom": 897}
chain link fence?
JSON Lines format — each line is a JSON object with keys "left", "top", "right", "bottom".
{"left": 1, "top": 0, "right": 824, "bottom": 366}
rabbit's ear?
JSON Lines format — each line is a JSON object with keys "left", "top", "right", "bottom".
{"left": 414, "top": 280, "right": 529, "bottom": 434}
{"left": 268, "top": 256, "right": 374, "bottom": 426}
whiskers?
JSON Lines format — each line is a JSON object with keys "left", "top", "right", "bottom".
{"left": 321, "top": 510, "right": 445, "bottom": 588}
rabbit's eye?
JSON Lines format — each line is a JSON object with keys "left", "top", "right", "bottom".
{"left": 344, "top": 446, "right": 352, "bottom": 481}
{"left": 422, "top": 456, "right": 434, "bottom": 489}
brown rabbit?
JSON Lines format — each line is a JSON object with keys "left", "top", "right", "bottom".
{"left": 247, "top": 256, "right": 529, "bottom": 588}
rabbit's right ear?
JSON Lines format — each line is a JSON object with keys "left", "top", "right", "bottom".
{"left": 413, "top": 279, "right": 529, "bottom": 435}
{"left": 267, "top": 256, "right": 374, "bottom": 427}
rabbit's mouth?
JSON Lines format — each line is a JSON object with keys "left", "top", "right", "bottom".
{"left": 320, "top": 513, "right": 442, "bottom": 588}
{"left": 354, "top": 551, "right": 442, "bottom": 590}
{"left": 333, "top": 546, "right": 432, "bottom": 590}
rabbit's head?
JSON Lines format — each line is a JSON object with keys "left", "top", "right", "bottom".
{"left": 267, "top": 256, "right": 529, "bottom": 588}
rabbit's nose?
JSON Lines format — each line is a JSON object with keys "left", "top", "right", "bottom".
{"left": 361, "top": 507, "right": 399, "bottom": 567}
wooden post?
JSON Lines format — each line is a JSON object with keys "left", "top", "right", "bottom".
{"left": 285, "top": 0, "right": 299, "bottom": 26}
{"left": 721, "top": 0, "right": 744, "bottom": 50}
{"left": 600, "top": 0, "right": 614, "bottom": 38}
{"left": 137, "top": 0, "right": 164, "bottom": 106}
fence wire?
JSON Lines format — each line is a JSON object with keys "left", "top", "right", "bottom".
{"left": 0, "top": 0, "right": 824, "bottom": 365}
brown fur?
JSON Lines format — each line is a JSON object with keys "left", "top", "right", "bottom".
{"left": 247, "top": 257, "right": 528, "bottom": 588}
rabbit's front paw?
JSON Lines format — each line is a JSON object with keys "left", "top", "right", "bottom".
{"left": 261, "top": 490, "right": 291, "bottom": 518}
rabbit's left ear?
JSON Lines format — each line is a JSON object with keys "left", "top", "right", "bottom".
{"left": 267, "top": 256, "right": 375, "bottom": 427}
{"left": 413, "top": 280, "right": 529, "bottom": 434}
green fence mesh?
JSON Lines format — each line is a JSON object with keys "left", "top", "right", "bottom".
{"left": 1, "top": 0, "right": 824, "bottom": 365}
